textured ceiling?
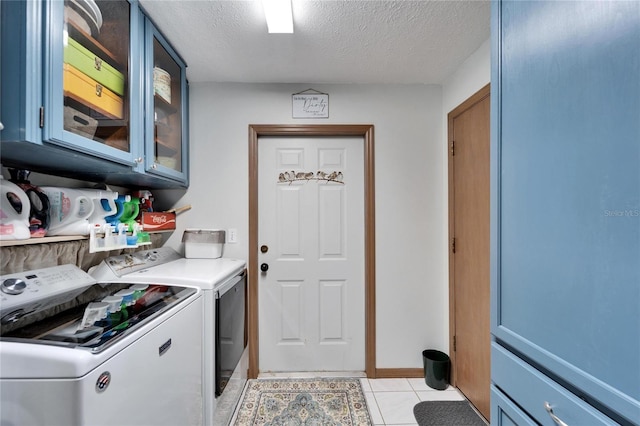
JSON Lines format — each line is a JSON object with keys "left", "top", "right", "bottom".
{"left": 139, "top": 0, "right": 490, "bottom": 84}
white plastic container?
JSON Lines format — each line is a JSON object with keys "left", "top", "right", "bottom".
{"left": 41, "top": 187, "right": 93, "bottom": 236}
{"left": 182, "top": 229, "right": 225, "bottom": 258}
{"left": 0, "top": 176, "right": 31, "bottom": 240}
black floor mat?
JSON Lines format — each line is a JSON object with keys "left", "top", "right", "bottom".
{"left": 413, "top": 400, "right": 486, "bottom": 426}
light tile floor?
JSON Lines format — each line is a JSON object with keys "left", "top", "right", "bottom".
{"left": 362, "top": 378, "right": 466, "bottom": 426}
{"left": 231, "top": 374, "right": 470, "bottom": 426}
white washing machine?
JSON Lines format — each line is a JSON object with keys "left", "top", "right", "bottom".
{"left": 0, "top": 264, "right": 203, "bottom": 426}
{"left": 89, "top": 247, "right": 247, "bottom": 426}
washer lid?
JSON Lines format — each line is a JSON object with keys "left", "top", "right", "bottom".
{"left": 1, "top": 283, "right": 197, "bottom": 354}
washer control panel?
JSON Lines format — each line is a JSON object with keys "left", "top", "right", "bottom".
{"left": 0, "top": 264, "right": 96, "bottom": 323}
{"left": 2, "top": 278, "right": 27, "bottom": 295}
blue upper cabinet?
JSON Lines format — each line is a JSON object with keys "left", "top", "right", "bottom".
{"left": 43, "top": 0, "right": 143, "bottom": 166}
{"left": 143, "top": 17, "right": 189, "bottom": 186}
{"left": 491, "top": 1, "right": 639, "bottom": 425}
{"left": 0, "top": 0, "right": 188, "bottom": 189}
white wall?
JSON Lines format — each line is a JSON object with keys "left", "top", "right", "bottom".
{"left": 159, "top": 83, "right": 446, "bottom": 369}
{"left": 2, "top": 36, "right": 490, "bottom": 370}
{"left": 158, "top": 38, "right": 490, "bottom": 370}
{"left": 442, "top": 38, "right": 491, "bottom": 118}
{"left": 9, "top": 38, "right": 490, "bottom": 371}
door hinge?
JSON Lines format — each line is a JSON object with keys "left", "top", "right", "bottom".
{"left": 39, "top": 107, "right": 45, "bottom": 128}
{"left": 451, "top": 237, "right": 456, "bottom": 254}
{"left": 453, "top": 335, "right": 457, "bottom": 352}
{"left": 450, "top": 140, "right": 455, "bottom": 156}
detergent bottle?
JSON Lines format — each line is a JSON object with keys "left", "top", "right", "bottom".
{"left": 78, "top": 189, "right": 118, "bottom": 232}
{"left": 40, "top": 187, "right": 94, "bottom": 236}
{"left": 119, "top": 196, "right": 140, "bottom": 232}
{"left": 8, "top": 169, "right": 50, "bottom": 237}
{"left": 105, "top": 194, "right": 131, "bottom": 226}
{"left": 0, "top": 176, "right": 31, "bottom": 240}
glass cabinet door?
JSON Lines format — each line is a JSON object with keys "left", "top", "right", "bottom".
{"left": 145, "top": 19, "right": 188, "bottom": 184}
{"left": 44, "top": 0, "right": 142, "bottom": 164}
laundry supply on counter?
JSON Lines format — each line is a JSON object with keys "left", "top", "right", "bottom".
{"left": 0, "top": 176, "right": 31, "bottom": 240}
{"left": 41, "top": 187, "right": 94, "bottom": 236}
{"left": 8, "top": 169, "right": 50, "bottom": 238}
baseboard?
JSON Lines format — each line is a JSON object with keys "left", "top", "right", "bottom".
{"left": 374, "top": 368, "right": 424, "bottom": 379}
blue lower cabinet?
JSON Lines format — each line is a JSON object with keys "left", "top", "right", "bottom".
{"left": 492, "top": 344, "right": 618, "bottom": 425}
{"left": 491, "top": 386, "right": 536, "bottom": 426}
{"left": 491, "top": 0, "right": 639, "bottom": 424}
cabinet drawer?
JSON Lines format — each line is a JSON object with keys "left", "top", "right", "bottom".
{"left": 63, "top": 63, "right": 123, "bottom": 119}
{"left": 491, "top": 385, "right": 537, "bottom": 426}
{"left": 492, "top": 343, "right": 618, "bottom": 425}
{"left": 64, "top": 37, "right": 125, "bottom": 96}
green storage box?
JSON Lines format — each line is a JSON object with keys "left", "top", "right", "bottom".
{"left": 63, "top": 37, "right": 125, "bottom": 96}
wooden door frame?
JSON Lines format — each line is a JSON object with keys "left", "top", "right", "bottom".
{"left": 447, "top": 83, "right": 490, "bottom": 386}
{"left": 248, "top": 124, "right": 376, "bottom": 379}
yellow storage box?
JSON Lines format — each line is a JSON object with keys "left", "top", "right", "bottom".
{"left": 63, "top": 63, "right": 123, "bottom": 119}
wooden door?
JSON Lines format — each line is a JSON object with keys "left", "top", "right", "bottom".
{"left": 448, "top": 84, "right": 490, "bottom": 420}
{"left": 257, "top": 136, "right": 365, "bottom": 372}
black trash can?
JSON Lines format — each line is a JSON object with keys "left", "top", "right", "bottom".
{"left": 422, "top": 349, "right": 450, "bottom": 390}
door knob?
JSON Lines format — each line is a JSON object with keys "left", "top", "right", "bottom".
{"left": 260, "top": 263, "right": 269, "bottom": 272}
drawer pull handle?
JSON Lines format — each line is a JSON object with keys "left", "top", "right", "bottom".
{"left": 544, "top": 402, "right": 569, "bottom": 426}
{"left": 95, "top": 84, "right": 103, "bottom": 97}
{"left": 94, "top": 57, "right": 102, "bottom": 71}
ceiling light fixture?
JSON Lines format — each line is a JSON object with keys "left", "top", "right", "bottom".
{"left": 262, "top": 0, "right": 293, "bottom": 33}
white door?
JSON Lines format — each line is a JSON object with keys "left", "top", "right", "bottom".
{"left": 258, "top": 136, "right": 365, "bottom": 372}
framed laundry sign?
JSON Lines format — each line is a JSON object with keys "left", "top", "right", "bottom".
{"left": 292, "top": 89, "right": 329, "bottom": 118}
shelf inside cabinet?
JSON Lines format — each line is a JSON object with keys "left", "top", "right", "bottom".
{"left": 154, "top": 121, "right": 172, "bottom": 138}
{"left": 154, "top": 94, "right": 177, "bottom": 114}
{"left": 66, "top": 21, "right": 123, "bottom": 71}
{"left": 64, "top": 97, "right": 130, "bottom": 152}
{"left": 154, "top": 136, "right": 179, "bottom": 157}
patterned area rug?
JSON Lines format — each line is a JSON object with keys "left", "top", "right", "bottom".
{"left": 233, "top": 378, "right": 372, "bottom": 425}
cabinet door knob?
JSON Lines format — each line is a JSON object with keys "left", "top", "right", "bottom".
{"left": 135, "top": 157, "right": 143, "bottom": 163}
{"left": 544, "top": 402, "right": 568, "bottom": 426}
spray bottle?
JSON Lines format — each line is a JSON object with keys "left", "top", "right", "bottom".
{"left": 78, "top": 189, "right": 118, "bottom": 233}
